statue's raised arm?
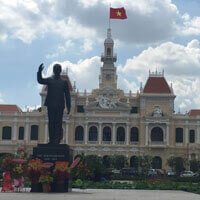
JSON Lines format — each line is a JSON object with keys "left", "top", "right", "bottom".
{"left": 37, "top": 63, "right": 48, "bottom": 85}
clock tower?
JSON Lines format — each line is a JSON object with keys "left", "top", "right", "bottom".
{"left": 99, "top": 28, "right": 117, "bottom": 89}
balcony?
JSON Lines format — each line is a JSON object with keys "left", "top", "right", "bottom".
{"left": 101, "top": 54, "right": 117, "bottom": 63}
{"left": 130, "top": 141, "right": 139, "bottom": 145}
{"left": 88, "top": 141, "right": 98, "bottom": 144}
{"left": 151, "top": 141, "right": 164, "bottom": 145}
{"left": 116, "top": 141, "right": 125, "bottom": 145}
{"left": 150, "top": 141, "right": 165, "bottom": 148}
{"left": 75, "top": 140, "right": 84, "bottom": 144}
{"left": 102, "top": 141, "right": 112, "bottom": 145}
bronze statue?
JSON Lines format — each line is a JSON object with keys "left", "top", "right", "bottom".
{"left": 37, "top": 63, "right": 71, "bottom": 144}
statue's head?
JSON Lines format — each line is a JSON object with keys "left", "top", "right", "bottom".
{"left": 53, "top": 64, "right": 62, "bottom": 76}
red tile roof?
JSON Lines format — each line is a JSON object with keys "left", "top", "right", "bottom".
{"left": 188, "top": 109, "right": 200, "bottom": 116}
{"left": 0, "top": 105, "right": 22, "bottom": 112}
{"left": 143, "top": 77, "right": 171, "bottom": 94}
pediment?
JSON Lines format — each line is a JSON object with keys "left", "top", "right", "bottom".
{"left": 85, "top": 98, "right": 130, "bottom": 112}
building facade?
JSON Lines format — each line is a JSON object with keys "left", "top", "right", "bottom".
{"left": 0, "top": 28, "right": 200, "bottom": 170}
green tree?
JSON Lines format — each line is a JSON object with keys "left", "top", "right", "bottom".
{"left": 189, "top": 159, "right": 200, "bottom": 173}
{"left": 167, "top": 156, "right": 185, "bottom": 175}
{"left": 85, "top": 155, "right": 105, "bottom": 181}
{"left": 112, "top": 155, "right": 128, "bottom": 170}
{"left": 138, "top": 155, "right": 153, "bottom": 175}
{"left": 102, "top": 155, "right": 112, "bottom": 168}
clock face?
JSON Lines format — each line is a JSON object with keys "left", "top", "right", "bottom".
{"left": 106, "top": 74, "right": 111, "bottom": 80}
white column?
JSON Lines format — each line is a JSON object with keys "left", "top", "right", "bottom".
{"left": 185, "top": 126, "right": 189, "bottom": 145}
{"left": 166, "top": 125, "right": 169, "bottom": 145}
{"left": 126, "top": 123, "right": 129, "bottom": 145}
{"left": 145, "top": 124, "right": 148, "bottom": 145}
{"left": 84, "top": 122, "right": 88, "bottom": 144}
{"left": 44, "top": 122, "right": 48, "bottom": 143}
{"left": 65, "top": 122, "right": 69, "bottom": 144}
{"left": 13, "top": 122, "right": 17, "bottom": 140}
{"left": 25, "top": 120, "right": 29, "bottom": 143}
{"left": 196, "top": 154, "right": 199, "bottom": 160}
{"left": 98, "top": 122, "right": 102, "bottom": 144}
{"left": 112, "top": 123, "right": 116, "bottom": 144}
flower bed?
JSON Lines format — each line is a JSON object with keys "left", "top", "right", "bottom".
{"left": 72, "top": 180, "right": 200, "bottom": 194}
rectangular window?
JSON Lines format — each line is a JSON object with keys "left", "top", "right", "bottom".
{"left": 190, "top": 130, "right": 195, "bottom": 143}
{"left": 176, "top": 128, "right": 183, "bottom": 143}
{"left": 77, "top": 105, "right": 84, "bottom": 113}
{"left": 31, "top": 125, "right": 38, "bottom": 140}
{"left": 2, "top": 126, "right": 12, "bottom": 140}
{"left": 18, "top": 127, "right": 24, "bottom": 140}
{"left": 130, "top": 107, "right": 138, "bottom": 114}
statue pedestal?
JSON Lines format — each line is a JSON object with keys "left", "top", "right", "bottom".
{"left": 32, "top": 144, "right": 73, "bottom": 192}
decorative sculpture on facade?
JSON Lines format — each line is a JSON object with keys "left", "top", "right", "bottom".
{"left": 98, "top": 96, "right": 117, "bottom": 109}
{"left": 152, "top": 106, "right": 163, "bottom": 117}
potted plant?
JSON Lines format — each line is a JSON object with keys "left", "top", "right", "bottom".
{"left": 1, "top": 157, "right": 14, "bottom": 192}
{"left": 53, "top": 161, "right": 70, "bottom": 192}
{"left": 12, "top": 159, "right": 27, "bottom": 191}
{"left": 39, "top": 162, "right": 54, "bottom": 192}
{"left": 39, "top": 174, "right": 53, "bottom": 192}
{"left": 27, "top": 159, "right": 42, "bottom": 192}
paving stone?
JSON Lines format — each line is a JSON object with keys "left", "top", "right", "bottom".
{"left": 0, "top": 189, "right": 199, "bottom": 200}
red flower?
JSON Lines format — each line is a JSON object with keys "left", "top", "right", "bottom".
{"left": 12, "top": 159, "right": 27, "bottom": 163}
{"left": 42, "top": 162, "right": 54, "bottom": 169}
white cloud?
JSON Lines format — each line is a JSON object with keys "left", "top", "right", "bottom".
{"left": 81, "top": 39, "right": 93, "bottom": 52}
{"left": 46, "top": 56, "right": 101, "bottom": 91}
{"left": 1, "top": 0, "right": 198, "bottom": 45}
{"left": 0, "top": 33, "right": 7, "bottom": 42}
{"left": 118, "top": 39, "right": 200, "bottom": 112}
{"left": 46, "top": 39, "right": 75, "bottom": 59}
{"left": 0, "top": 93, "right": 5, "bottom": 104}
{"left": 182, "top": 15, "right": 200, "bottom": 36}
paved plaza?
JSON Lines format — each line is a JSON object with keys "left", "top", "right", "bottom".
{"left": 0, "top": 189, "right": 200, "bottom": 200}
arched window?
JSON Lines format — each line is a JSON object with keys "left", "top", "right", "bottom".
{"left": 89, "top": 126, "right": 98, "bottom": 141}
{"left": 117, "top": 127, "right": 125, "bottom": 141}
{"left": 151, "top": 127, "right": 163, "bottom": 142}
{"left": 176, "top": 128, "right": 183, "bottom": 143}
{"left": 31, "top": 125, "right": 38, "bottom": 140}
{"left": 152, "top": 156, "right": 162, "bottom": 169}
{"left": 130, "top": 127, "right": 139, "bottom": 142}
{"left": 75, "top": 126, "right": 84, "bottom": 141}
{"left": 2, "top": 126, "right": 12, "bottom": 140}
{"left": 190, "top": 130, "right": 195, "bottom": 143}
{"left": 18, "top": 127, "right": 24, "bottom": 140}
{"left": 130, "top": 156, "right": 139, "bottom": 169}
{"left": 103, "top": 126, "right": 111, "bottom": 141}
{"left": 107, "top": 48, "right": 111, "bottom": 56}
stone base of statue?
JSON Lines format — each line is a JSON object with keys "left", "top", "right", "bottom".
{"left": 32, "top": 144, "right": 73, "bottom": 192}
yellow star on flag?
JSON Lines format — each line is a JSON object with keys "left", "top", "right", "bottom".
{"left": 116, "top": 10, "right": 122, "bottom": 16}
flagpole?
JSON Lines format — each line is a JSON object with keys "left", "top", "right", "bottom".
{"left": 109, "top": 3, "right": 111, "bottom": 29}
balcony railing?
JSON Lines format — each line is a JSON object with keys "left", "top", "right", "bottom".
{"left": 130, "top": 141, "right": 139, "bottom": 145}
{"left": 75, "top": 140, "right": 84, "bottom": 144}
{"left": 151, "top": 141, "right": 164, "bottom": 145}
{"left": 88, "top": 141, "right": 98, "bottom": 144}
{"left": 102, "top": 141, "right": 112, "bottom": 144}
{"left": 176, "top": 142, "right": 183, "bottom": 146}
{"left": 116, "top": 141, "right": 125, "bottom": 145}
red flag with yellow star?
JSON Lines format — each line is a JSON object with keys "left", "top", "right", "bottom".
{"left": 110, "top": 7, "right": 127, "bottom": 19}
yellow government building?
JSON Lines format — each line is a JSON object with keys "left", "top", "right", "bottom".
{"left": 0, "top": 28, "right": 200, "bottom": 170}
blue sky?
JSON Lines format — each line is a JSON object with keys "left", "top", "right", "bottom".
{"left": 0, "top": 0, "right": 200, "bottom": 113}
